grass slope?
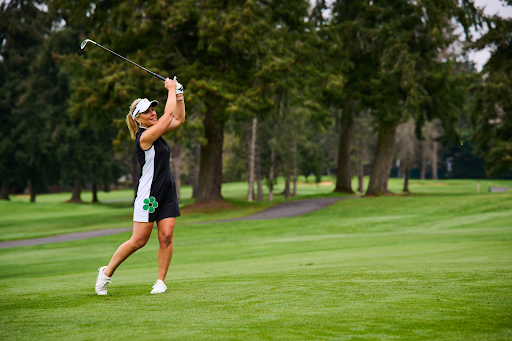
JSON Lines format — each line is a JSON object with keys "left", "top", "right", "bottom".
{"left": 0, "top": 179, "right": 511, "bottom": 340}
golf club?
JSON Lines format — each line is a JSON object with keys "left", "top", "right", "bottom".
{"left": 80, "top": 39, "right": 178, "bottom": 86}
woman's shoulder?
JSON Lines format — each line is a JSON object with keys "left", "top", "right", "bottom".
{"left": 135, "top": 127, "right": 157, "bottom": 151}
{"left": 135, "top": 127, "right": 147, "bottom": 139}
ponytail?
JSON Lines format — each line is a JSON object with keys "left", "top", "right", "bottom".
{"left": 126, "top": 98, "right": 142, "bottom": 140}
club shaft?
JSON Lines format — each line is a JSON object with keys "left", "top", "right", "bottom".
{"left": 91, "top": 41, "right": 166, "bottom": 81}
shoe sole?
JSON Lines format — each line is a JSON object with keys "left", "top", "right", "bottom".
{"left": 150, "top": 290, "right": 166, "bottom": 294}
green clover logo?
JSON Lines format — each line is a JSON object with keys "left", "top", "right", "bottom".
{"left": 143, "top": 196, "right": 159, "bottom": 213}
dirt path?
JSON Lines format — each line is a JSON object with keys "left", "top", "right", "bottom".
{"left": 0, "top": 196, "right": 357, "bottom": 249}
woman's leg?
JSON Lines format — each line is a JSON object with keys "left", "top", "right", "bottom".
{"left": 103, "top": 222, "right": 154, "bottom": 277}
{"left": 156, "top": 217, "right": 175, "bottom": 281}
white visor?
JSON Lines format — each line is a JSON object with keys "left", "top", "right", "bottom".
{"left": 132, "top": 98, "right": 158, "bottom": 119}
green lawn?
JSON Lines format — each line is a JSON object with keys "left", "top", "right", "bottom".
{"left": 0, "top": 179, "right": 511, "bottom": 340}
{"left": 0, "top": 176, "right": 347, "bottom": 241}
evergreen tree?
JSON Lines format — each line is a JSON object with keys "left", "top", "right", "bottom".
{"left": 17, "top": 27, "right": 76, "bottom": 202}
{"left": 354, "top": 0, "right": 481, "bottom": 196}
{"left": 0, "top": 0, "right": 53, "bottom": 201}
{"left": 327, "top": 0, "right": 373, "bottom": 194}
{"left": 182, "top": 0, "right": 312, "bottom": 203}
{"left": 51, "top": 0, "right": 167, "bottom": 201}
{"left": 469, "top": 10, "right": 512, "bottom": 177}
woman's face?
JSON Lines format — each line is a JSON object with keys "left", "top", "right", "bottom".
{"left": 136, "top": 106, "right": 157, "bottom": 127}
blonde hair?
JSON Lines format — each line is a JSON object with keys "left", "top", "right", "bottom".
{"left": 126, "top": 98, "right": 143, "bottom": 140}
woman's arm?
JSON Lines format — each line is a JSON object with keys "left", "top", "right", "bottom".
{"left": 139, "top": 78, "right": 177, "bottom": 150}
{"left": 163, "top": 94, "right": 186, "bottom": 135}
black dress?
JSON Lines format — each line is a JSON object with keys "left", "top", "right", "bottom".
{"left": 133, "top": 127, "right": 180, "bottom": 222}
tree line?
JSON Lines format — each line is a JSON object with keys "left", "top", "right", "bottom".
{"left": 1, "top": 0, "right": 510, "bottom": 203}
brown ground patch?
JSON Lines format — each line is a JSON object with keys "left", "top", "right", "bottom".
{"left": 297, "top": 181, "right": 334, "bottom": 186}
{"left": 65, "top": 199, "right": 85, "bottom": 204}
{"left": 364, "top": 191, "right": 397, "bottom": 197}
{"left": 181, "top": 200, "right": 235, "bottom": 214}
{"left": 411, "top": 182, "right": 451, "bottom": 186}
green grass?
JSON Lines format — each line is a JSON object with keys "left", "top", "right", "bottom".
{"left": 0, "top": 179, "right": 511, "bottom": 340}
{"left": 1, "top": 177, "right": 509, "bottom": 241}
{"left": 0, "top": 176, "right": 347, "bottom": 241}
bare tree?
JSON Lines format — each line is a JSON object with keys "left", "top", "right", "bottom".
{"left": 247, "top": 118, "right": 257, "bottom": 202}
{"left": 255, "top": 142, "right": 263, "bottom": 202}
{"left": 395, "top": 119, "right": 419, "bottom": 192}
{"left": 268, "top": 123, "right": 277, "bottom": 202}
{"left": 431, "top": 119, "right": 443, "bottom": 180}
{"left": 186, "top": 143, "right": 201, "bottom": 198}
{"left": 172, "top": 143, "right": 182, "bottom": 201}
{"left": 293, "top": 140, "right": 298, "bottom": 197}
{"left": 420, "top": 119, "right": 443, "bottom": 179}
{"left": 420, "top": 140, "right": 429, "bottom": 180}
{"left": 352, "top": 110, "right": 376, "bottom": 194}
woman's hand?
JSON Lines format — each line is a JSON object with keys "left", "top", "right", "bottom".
{"left": 164, "top": 76, "right": 177, "bottom": 91}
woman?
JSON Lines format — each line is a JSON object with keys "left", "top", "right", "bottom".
{"left": 95, "top": 76, "right": 185, "bottom": 295}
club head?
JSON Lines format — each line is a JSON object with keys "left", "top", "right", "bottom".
{"left": 80, "top": 39, "right": 93, "bottom": 50}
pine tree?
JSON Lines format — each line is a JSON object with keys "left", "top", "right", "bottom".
{"left": 327, "top": 0, "right": 373, "bottom": 194}
{"left": 469, "top": 10, "right": 512, "bottom": 177}
{"left": 358, "top": 0, "right": 481, "bottom": 196}
{"left": 0, "top": 0, "right": 54, "bottom": 201}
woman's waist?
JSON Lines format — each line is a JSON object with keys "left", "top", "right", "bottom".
{"left": 148, "top": 171, "right": 174, "bottom": 185}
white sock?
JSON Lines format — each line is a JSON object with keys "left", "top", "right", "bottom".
{"left": 101, "top": 268, "right": 111, "bottom": 279}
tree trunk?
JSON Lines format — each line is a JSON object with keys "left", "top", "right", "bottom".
{"left": 293, "top": 140, "right": 298, "bottom": 197}
{"left": 334, "top": 104, "right": 355, "bottom": 194}
{"left": 28, "top": 179, "right": 36, "bottom": 203}
{"left": 268, "top": 122, "right": 277, "bottom": 202}
{"left": 366, "top": 124, "right": 398, "bottom": 196}
{"left": 196, "top": 109, "right": 224, "bottom": 203}
{"left": 172, "top": 143, "right": 181, "bottom": 202}
{"left": 245, "top": 124, "right": 251, "bottom": 197}
{"left": 68, "top": 177, "right": 83, "bottom": 203}
{"left": 358, "top": 162, "right": 364, "bottom": 193}
{"left": 255, "top": 142, "right": 263, "bottom": 202}
{"left": 191, "top": 143, "right": 200, "bottom": 198}
{"left": 284, "top": 173, "right": 291, "bottom": 200}
{"left": 247, "top": 118, "right": 257, "bottom": 202}
{"left": 403, "top": 164, "right": 411, "bottom": 193}
{"left": 358, "top": 145, "right": 364, "bottom": 193}
{"left": 269, "top": 147, "right": 275, "bottom": 202}
{"left": 421, "top": 142, "right": 427, "bottom": 180}
{"left": 132, "top": 153, "right": 139, "bottom": 200}
{"left": 432, "top": 141, "right": 438, "bottom": 180}
{"left": 0, "top": 180, "right": 9, "bottom": 200}
{"left": 92, "top": 182, "right": 99, "bottom": 203}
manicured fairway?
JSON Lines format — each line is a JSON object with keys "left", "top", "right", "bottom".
{"left": 0, "top": 176, "right": 340, "bottom": 241}
{"left": 0, "top": 179, "right": 511, "bottom": 340}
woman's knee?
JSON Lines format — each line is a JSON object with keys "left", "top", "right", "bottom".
{"left": 130, "top": 237, "right": 149, "bottom": 249}
{"left": 158, "top": 231, "right": 173, "bottom": 245}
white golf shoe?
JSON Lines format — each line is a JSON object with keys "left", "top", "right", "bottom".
{"left": 150, "top": 279, "right": 167, "bottom": 294}
{"left": 95, "top": 266, "right": 111, "bottom": 295}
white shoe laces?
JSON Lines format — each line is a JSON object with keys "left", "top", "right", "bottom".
{"left": 97, "top": 277, "right": 111, "bottom": 290}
